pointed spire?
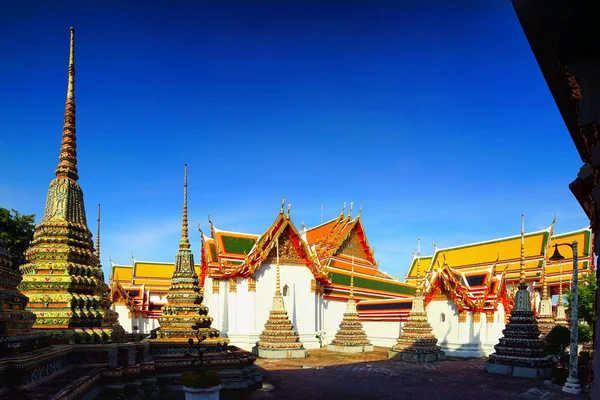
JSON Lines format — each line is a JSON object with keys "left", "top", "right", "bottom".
{"left": 348, "top": 202, "right": 353, "bottom": 218}
{"left": 433, "top": 240, "right": 437, "bottom": 254}
{"left": 280, "top": 196, "right": 285, "bottom": 214}
{"left": 55, "top": 27, "right": 79, "bottom": 181}
{"left": 519, "top": 214, "right": 526, "bottom": 284}
{"left": 541, "top": 260, "right": 549, "bottom": 301}
{"left": 416, "top": 238, "right": 422, "bottom": 292}
{"left": 287, "top": 201, "right": 291, "bottom": 218}
{"left": 96, "top": 204, "right": 101, "bottom": 263}
{"left": 558, "top": 262, "right": 564, "bottom": 306}
{"left": 349, "top": 256, "right": 355, "bottom": 299}
{"left": 275, "top": 238, "right": 281, "bottom": 296}
{"left": 357, "top": 204, "right": 362, "bottom": 218}
{"left": 340, "top": 202, "right": 346, "bottom": 217}
{"left": 179, "top": 164, "right": 190, "bottom": 250}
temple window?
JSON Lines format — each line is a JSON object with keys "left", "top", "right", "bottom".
{"left": 282, "top": 284, "right": 289, "bottom": 296}
{"left": 440, "top": 313, "right": 446, "bottom": 322}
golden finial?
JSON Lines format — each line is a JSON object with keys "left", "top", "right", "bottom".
{"left": 348, "top": 202, "right": 353, "bottom": 218}
{"left": 433, "top": 240, "right": 437, "bottom": 254}
{"left": 96, "top": 204, "right": 101, "bottom": 264}
{"left": 281, "top": 196, "right": 285, "bottom": 214}
{"left": 179, "top": 164, "right": 190, "bottom": 250}
{"left": 349, "top": 256, "right": 355, "bottom": 299}
{"left": 340, "top": 202, "right": 346, "bottom": 217}
{"left": 208, "top": 214, "right": 213, "bottom": 229}
{"left": 55, "top": 27, "right": 79, "bottom": 181}
{"left": 131, "top": 253, "right": 135, "bottom": 265}
{"left": 198, "top": 223, "right": 204, "bottom": 238}
{"left": 287, "top": 201, "right": 291, "bottom": 217}
{"left": 301, "top": 221, "right": 305, "bottom": 231}
{"left": 357, "top": 204, "right": 362, "bottom": 217}
{"left": 519, "top": 213, "right": 526, "bottom": 284}
{"left": 275, "top": 237, "right": 281, "bottom": 296}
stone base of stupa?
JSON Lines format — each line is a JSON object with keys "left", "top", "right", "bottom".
{"left": 327, "top": 344, "right": 374, "bottom": 353}
{"left": 388, "top": 349, "right": 445, "bottom": 363}
{"left": 255, "top": 347, "right": 308, "bottom": 359}
{"left": 0, "top": 331, "right": 52, "bottom": 357}
{"left": 484, "top": 360, "right": 553, "bottom": 380}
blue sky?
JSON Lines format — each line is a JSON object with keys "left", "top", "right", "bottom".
{"left": 0, "top": 0, "right": 589, "bottom": 280}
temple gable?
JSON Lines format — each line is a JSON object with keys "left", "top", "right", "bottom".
{"left": 336, "top": 228, "right": 369, "bottom": 260}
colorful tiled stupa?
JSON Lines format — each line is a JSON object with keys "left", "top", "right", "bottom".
{"left": 554, "top": 263, "right": 569, "bottom": 327}
{"left": 256, "top": 238, "right": 308, "bottom": 358}
{"left": 156, "top": 165, "right": 225, "bottom": 343}
{"left": 327, "top": 256, "right": 374, "bottom": 353}
{"left": 389, "top": 239, "right": 445, "bottom": 362}
{"left": 536, "top": 258, "right": 555, "bottom": 337}
{"left": 484, "top": 214, "right": 553, "bottom": 379}
{"left": 18, "top": 27, "right": 123, "bottom": 343}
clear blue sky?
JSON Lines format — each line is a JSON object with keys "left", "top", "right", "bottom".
{"left": 0, "top": 0, "right": 589, "bottom": 280}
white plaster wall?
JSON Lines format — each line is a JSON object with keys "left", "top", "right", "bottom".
{"left": 114, "top": 304, "right": 132, "bottom": 332}
{"left": 361, "top": 321, "right": 402, "bottom": 347}
{"left": 323, "top": 297, "right": 346, "bottom": 344}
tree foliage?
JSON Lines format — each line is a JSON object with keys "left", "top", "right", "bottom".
{"left": 564, "top": 271, "right": 597, "bottom": 329}
{"left": 0, "top": 207, "right": 36, "bottom": 269}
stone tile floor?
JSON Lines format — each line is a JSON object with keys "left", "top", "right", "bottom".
{"left": 217, "top": 347, "right": 586, "bottom": 400}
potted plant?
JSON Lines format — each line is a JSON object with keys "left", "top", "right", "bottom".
{"left": 181, "top": 370, "right": 222, "bottom": 400}
{"left": 181, "top": 326, "right": 224, "bottom": 400}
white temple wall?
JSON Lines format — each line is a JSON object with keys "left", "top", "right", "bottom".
{"left": 114, "top": 304, "right": 132, "bottom": 333}
{"left": 361, "top": 321, "right": 402, "bottom": 347}
{"left": 323, "top": 297, "right": 346, "bottom": 344}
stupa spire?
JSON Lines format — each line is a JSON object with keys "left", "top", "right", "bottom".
{"left": 96, "top": 204, "right": 101, "bottom": 261}
{"left": 18, "top": 28, "right": 124, "bottom": 341}
{"left": 519, "top": 214, "right": 526, "bottom": 284}
{"left": 349, "top": 256, "right": 355, "bottom": 299}
{"left": 180, "top": 164, "right": 190, "bottom": 250}
{"left": 157, "top": 164, "right": 224, "bottom": 343}
{"left": 389, "top": 237, "right": 444, "bottom": 362}
{"left": 275, "top": 238, "right": 281, "bottom": 296}
{"left": 327, "top": 254, "right": 374, "bottom": 353}
{"left": 554, "top": 262, "right": 569, "bottom": 327}
{"left": 54, "top": 27, "right": 79, "bottom": 181}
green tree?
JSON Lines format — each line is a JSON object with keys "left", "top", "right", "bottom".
{"left": 0, "top": 207, "right": 36, "bottom": 269}
{"left": 564, "top": 271, "right": 597, "bottom": 329}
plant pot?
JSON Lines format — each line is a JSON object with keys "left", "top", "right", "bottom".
{"left": 183, "top": 384, "right": 221, "bottom": 400}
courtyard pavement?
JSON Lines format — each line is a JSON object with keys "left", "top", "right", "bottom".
{"left": 220, "top": 347, "right": 586, "bottom": 400}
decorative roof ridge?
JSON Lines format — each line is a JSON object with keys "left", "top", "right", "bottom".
{"left": 111, "top": 263, "right": 133, "bottom": 268}
{"left": 306, "top": 216, "right": 340, "bottom": 232}
{"left": 214, "top": 228, "right": 260, "bottom": 238}
{"left": 432, "top": 228, "right": 551, "bottom": 252}
{"left": 134, "top": 259, "right": 201, "bottom": 266}
{"left": 551, "top": 226, "right": 592, "bottom": 238}
{"left": 327, "top": 266, "right": 414, "bottom": 285}
{"left": 358, "top": 298, "right": 414, "bottom": 304}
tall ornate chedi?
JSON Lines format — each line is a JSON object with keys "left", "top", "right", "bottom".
{"left": 485, "top": 214, "right": 553, "bottom": 379}
{"left": 18, "top": 27, "right": 122, "bottom": 343}
{"left": 157, "top": 165, "right": 224, "bottom": 343}
{"left": 256, "top": 239, "right": 307, "bottom": 358}
{"left": 327, "top": 256, "right": 374, "bottom": 353}
{"left": 536, "top": 260, "right": 555, "bottom": 336}
{"left": 389, "top": 240, "right": 444, "bottom": 362}
{"left": 554, "top": 263, "right": 569, "bottom": 327}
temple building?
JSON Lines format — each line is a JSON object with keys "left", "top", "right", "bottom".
{"left": 110, "top": 204, "right": 593, "bottom": 357}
